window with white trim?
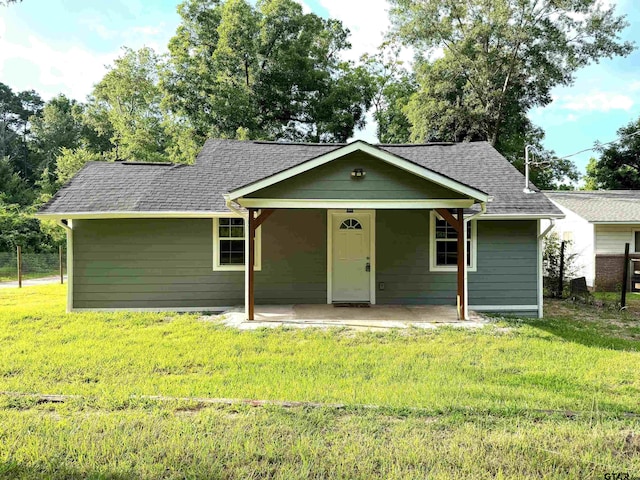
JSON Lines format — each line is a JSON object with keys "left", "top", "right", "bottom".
{"left": 429, "top": 211, "right": 477, "bottom": 272}
{"left": 634, "top": 230, "right": 640, "bottom": 253}
{"left": 213, "top": 218, "right": 261, "bottom": 271}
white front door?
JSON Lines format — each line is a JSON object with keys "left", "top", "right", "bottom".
{"left": 330, "top": 211, "right": 373, "bottom": 303}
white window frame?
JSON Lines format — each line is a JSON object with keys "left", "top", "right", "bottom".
{"left": 633, "top": 229, "right": 640, "bottom": 254}
{"left": 213, "top": 218, "right": 261, "bottom": 271}
{"left": 429, "top": 210, "right": 477, "bottom": 272}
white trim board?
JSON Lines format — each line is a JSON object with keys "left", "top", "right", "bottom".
{"left": 327, "top": 209, "right": 376, "bottom": 305}
{"left": 237, "top": 198, "right": 475, "bottom": 210}
{"left": 228, "top": 141, "right": 489, "bottom": 202}
{"left": 429, "top": 211, "right": 477, "bottom": 273}
{"left": 470, "top": 305, "right": 538, "bottom": 311}
{"left": 212, "top": 218, "right": 262, "bottom": 271}
{"left": 37, "top": 211, "right": 239, "bottom": 220}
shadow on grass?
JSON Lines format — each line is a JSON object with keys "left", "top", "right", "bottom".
{"left": 500, "top": 311, "right": 639, "bottom": 352}
{"left": 0, "top": 461, "right": 135, "bottom": 480}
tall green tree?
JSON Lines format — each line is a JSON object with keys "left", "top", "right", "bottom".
{"left": 0, "top": 83, "right": 43, "bottom": 181}
{"left": 91, "top": 47, "right": 169, "bottom": 163}
{"left": 163, "top": 0, "right": 374, "bottom": 142}
{"left": 386, "top": 0, "right": 632, "bottom": 187}
{"left": 584, "top": 119, "right": 640, "bottom": 189}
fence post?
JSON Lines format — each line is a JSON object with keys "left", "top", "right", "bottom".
{"left": 59, "top": 245, "right": 64, "bottom": 284}
{"left": 621, "top": 242, "right": 630, "bottom": 309}
{"left": 17, "top": 245, "right": 22, "bottom": 288}
{"left": 558, "top": 241, "right": 565, "bottom": 298}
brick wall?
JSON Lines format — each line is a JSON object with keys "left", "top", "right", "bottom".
{"left": 595, "top": 253, "right": 640, "bottom": 292}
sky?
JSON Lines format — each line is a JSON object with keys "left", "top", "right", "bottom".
{"left": 2, "top": 0, "right": 640, "bottom": 177}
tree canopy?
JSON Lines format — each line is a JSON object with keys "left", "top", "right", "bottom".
{"left": 162, "top": 0, "right": 375, "bottom": 142}
{"left": 584, "top": 119, "right": 640, "bottom": 189}
{"left": 383, "top": 0, "right": 633, "bottom": 188}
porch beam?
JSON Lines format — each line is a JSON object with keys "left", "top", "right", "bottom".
{"left": 247, "top": 209, "right": 275, "bottom": 321}
{"left": 254, "top": 209, "right": 275, "bottom": 229}
{"left": 435, "top": 208, "right": 461, "bottom": 234}
{"left": 457, "top": 208, "right": 466, "bottom": 320}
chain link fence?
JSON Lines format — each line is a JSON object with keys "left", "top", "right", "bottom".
{"left": 0, "top": 248, "right": 65, "bottom": 283}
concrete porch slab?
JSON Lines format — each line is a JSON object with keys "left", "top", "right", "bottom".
{"left": 215, "top": 304, "right": 489, "bottom": 331}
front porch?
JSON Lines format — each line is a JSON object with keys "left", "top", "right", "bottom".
{"left": 219, "top": 304, "right": 488, "bottom": 330}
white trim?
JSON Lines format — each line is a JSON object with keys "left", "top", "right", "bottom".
{"left": 537, "top": 219, "right": 543, "bottom": 318}
{"left": 326, "top": 209, "right": 376, "bottom": 305}
{"left": 36, "top": 211, "right": 238, "bottom": 220}
{"left": 590, "top": 221, "right": 640, "bottom": 225}
{"left": 429, "top": 211, "right": 477, "bottom": 272}
{"left": 228, "top": 141, "right": 489, "bottom": 202}
{"left": 71, "top": 307, "right": 232, "bottom": 313}
{"left": 470, "top": 305, "right": 539, "bottom": 311}
{"left": 212, "top": 217, "right": 261, "bottom": 272}
{"left": 66, "top": 220, "right": 73, "bottom": 313}
{"left": 632, "top": 229, "right": 640, "bottom": 254}
{"left": 478, "top": 214, "right": 565, "bottom": 220}
{"left": 237, "top": 198, "right": 474, "bottom": 210}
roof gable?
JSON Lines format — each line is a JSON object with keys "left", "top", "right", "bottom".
{"left": 227, "top": 141, "right": 489, "bottom": 202}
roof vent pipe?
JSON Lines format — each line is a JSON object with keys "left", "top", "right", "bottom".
{"left": 524, "top": 145, "right": 535, "bottom": 194}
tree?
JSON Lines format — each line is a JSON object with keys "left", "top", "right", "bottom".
{"left": 162, "top": 0, "right": 374, "bottom": 142}
{"left": 0, "top": 83, "right": 43, "bottom": 181}
{"left": 0, "top": 157, "right": 34, "bottom": 206}
{"left": 91, "top": 47, "right": 169, "bottom": 163}
{"left": 387, "top": 0, "right": 632, "bottom": 187}
{"left": 364, "top": 47, "right": 416, "bottom": 144}
{"left": 583, "top": 119, "right": 640, "bottom": 189}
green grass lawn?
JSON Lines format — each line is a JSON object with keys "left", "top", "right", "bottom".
{"left": 0, "top": 285, "right": 639, "bottom": 478}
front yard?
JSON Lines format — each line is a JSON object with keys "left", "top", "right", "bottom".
{"left": 0, "top": 285, "right": 638, "bottom": 478}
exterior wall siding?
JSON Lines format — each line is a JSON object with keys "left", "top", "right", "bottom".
{"left": 546, "top": 203, "right": 595, "bottom": 286}
{"left": 72, "top": 210, "right": 539, "bottom": 315}
{"left": 595, "top": 224, "right": 640, "bottom": 254}
{"left": 246, "top": 152, "right": 467, "bottom": 200}
{"left": 72, "top": 211, "right": 326, "bottom": 309}
{"left": 376, "top": 211, "right": 538, "bottom": 314}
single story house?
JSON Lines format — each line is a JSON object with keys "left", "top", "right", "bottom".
{"left": 545, "top": 190, "right": 640, "bottom": 291}
{"left": 37, "top": 140, "right": 563, "bottom": 318}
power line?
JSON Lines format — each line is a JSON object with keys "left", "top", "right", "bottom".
{"left": 557, "top": 128, "right": 640, "bottom": 160}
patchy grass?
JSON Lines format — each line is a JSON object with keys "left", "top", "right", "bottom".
{"left": 0, "top": 285, "right": 639, "bottom": 478}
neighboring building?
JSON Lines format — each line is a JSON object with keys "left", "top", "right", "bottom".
{"left": 545, "top": 190, "right": 640, "bottom": 291}
{"left": 37, "top": 140, "right": 563, "bottom": 318}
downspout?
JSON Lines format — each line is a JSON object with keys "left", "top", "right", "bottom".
{"left": 225, "top": 195, "right": 250, "bottom": 319}
{"left": 537, "top": 219, "right": 556, "bottom": 319}
{"left": 57, "top": 219, "right": 73, "bottom": 313}
{"left": 463, "top": 202, "right": 487, "bottom": 319}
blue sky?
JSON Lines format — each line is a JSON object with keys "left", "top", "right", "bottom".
{"left": 1, "top": 0, "right": 639, "bottom": 176}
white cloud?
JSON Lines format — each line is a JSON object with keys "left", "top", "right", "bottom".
{"left": 0, "top": 17, "right": 117, "bottom": 101}
{"left": 315, "top": 0, "right": 393, "bottom": 61}
{"left": 566, "top": 113, "right": 578, "bottom": 122}
{"left": 557, "top": 91, "right": 634, "bottom": 112}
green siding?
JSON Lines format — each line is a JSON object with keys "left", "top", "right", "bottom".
{"left": 72, "top": 211, "right": 326, "bottom": 309}
{"left": 246, "top": 152, "right": 467, "bottom": 200}
{"left": 72, "top": 211, "right": 538, "bottom": 314}
{"left": 376, "top": 211, "right": 538, "bottom": 311}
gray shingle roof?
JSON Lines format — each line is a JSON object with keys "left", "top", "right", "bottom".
{"left": 545, "top": 190, "right": 640, "bottom": 222}
{"left": 39, "top": 139, "right": 562, "bottom": 217}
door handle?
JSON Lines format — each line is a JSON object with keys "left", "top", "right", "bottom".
{"left": 365, "top": 263, "right": 370, "bottom": 272}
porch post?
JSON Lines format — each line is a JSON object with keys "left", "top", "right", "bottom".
{"left": 457, "top": 208, "right": 466, "bottom": 320}
{"left": 248, "top": 208, "right": 256, "bottom": 321}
